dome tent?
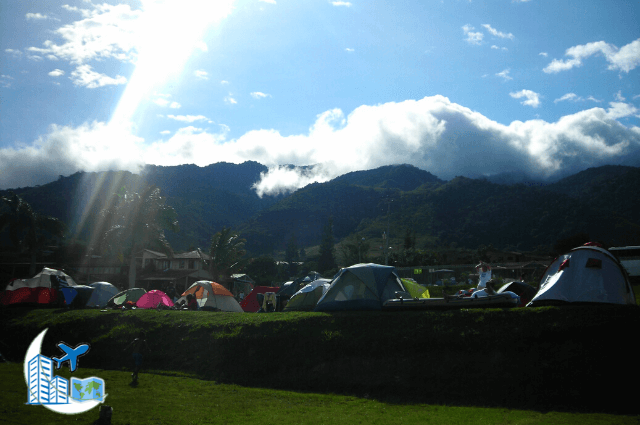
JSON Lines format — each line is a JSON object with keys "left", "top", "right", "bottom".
{"left": 1, "top": 267, "right": 76, "bottom": 306}
{"left": 315, "top": 263, "right": 406, "bottom": 311}
{"left": 178, "top": 280, "right": 243, "bottom": 312}
{"left": 85, "top": 282, "right": 120, "bottom": 307}
{"left": 529, "top": 245, "right": 636, "bottom": 307}
{"left": 283, "top": 279, "right": 331, "bottom": 311}
{"left": 136, "top": 289, "right": 174, "bottom": 309}
{"left": 107, "top": 288, "right": 147, "bottom": 307}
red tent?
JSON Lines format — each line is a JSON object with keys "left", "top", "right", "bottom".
{"left": 239, "top": 286, "right": 280, "bottom": 312}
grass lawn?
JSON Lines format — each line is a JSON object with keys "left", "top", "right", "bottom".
{"left": 2, "top": 363, "right": 636, "bottom": 425}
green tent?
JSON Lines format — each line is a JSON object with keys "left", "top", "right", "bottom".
{"left": 401, "top": 278, "right": 430, "bottom": 298}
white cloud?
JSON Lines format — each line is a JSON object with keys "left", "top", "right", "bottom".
{"left": 554, "top": 93, "right": 602, "bottom": 103}
{"left": 3, "top": 97, "right": 640, "bottom": 195}
{"left": 160, "top": 130, "right": 171, "bottom": 135}
{"left": 166, "top": 114, "right": 210, "bottom": 123}
{"left": 462, "top": 25, "right": 483, "bottom": 45}
{"left": 220, "top": 80, "right": 229, "bottom": 85}
{"left": 225, "top": 95, "right": 237, "bottom": 104}
{"left": 61, "top": 4, "right": 91, "bottom": 18}
{"left": 27, "top": 3, "right": 141, "bottom": 65}
{"left": 26, "top": 13, "right": 50, "bottom": 20}
{"left": 250, "top": 92, "right": 270, "bottom": 99}
{"left": 544, "top": 38, "right": 640, "bottom": 74}
{"left": 496, "top": 69, "right": 512, "bottom": 81}
{"left": 482, "top": 24, "right": 514, "bottom": 40}
{"left": 331, "top": 1, "right": 352, "bottom": 6}
{"left": 48, "top": 69, "right": 65, "bottom": 77}
{"left": 195, "top": 69, "right": 209, "bottom": 80}
{"left": 345, "top": 48, "right": 354, "bottom": 52}
{"left": 259, "top": 0, "right": 277, "bottom": 3}
{"left": 491, "top": 45, "right": 508, "bottom": 51}
{"left": 28, "top": 55, "right": 44, "bottom": 62}
{"left": 615, "top": 90, "right": 626, "bottom": 101}
{"left": 5, "top": 49, "right": 22, "bottom": 58}
{"left": 510, "top": 90, "right": 541, "bottom": 108}
{"left": 539, "top": 52, "right": 548, "bottom": 57}
{"left": 0, "top": 121, "right": 145, "bottom": 188}
{"left": 70, "top": 64, "right": 127, "bottom": 88}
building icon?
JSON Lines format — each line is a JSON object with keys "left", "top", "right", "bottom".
{"left": 27, "top": 354, "right": 69, "bottom": 405}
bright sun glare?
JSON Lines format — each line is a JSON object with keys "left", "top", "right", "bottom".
{"left": 109, "top": 0, "right": 234, "bottom": 129}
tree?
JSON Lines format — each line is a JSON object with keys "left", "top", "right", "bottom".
{"left": 317, "top": 218, "right": 336, "bottom": 273}
{"left": 0, "top": 192, "right": 66, "bottom": 275}
{"left": 209, "top": 227, "right": 247, "bottom": 288}
{"left": 245, "top": 255, "right": 278, "bottom": 286}
{"left": 99, "top": 186, "right": 179, "bottom": 288}
{"left": 339, "top": 234, "right": 370, "bottom": 267}
{"left": 285, "top": 235, "right": 300, "bottom": 276}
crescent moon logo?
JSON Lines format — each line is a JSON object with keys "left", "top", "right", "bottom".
{"left": 24, "top": 328, "right": 102, "bottom": 414}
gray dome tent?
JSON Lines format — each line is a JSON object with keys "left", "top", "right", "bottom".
{"left": 314, "top": 263, "right": 406, "bottom": 311}
{"left": 528, "top": 245, "right": 636, "bottom": 307}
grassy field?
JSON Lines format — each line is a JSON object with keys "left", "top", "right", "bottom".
{"left": 1, "top": 302, "right": 639, "bottom": 423}
{"left": 2, "top": 363, "right": 637, "bottom": 425}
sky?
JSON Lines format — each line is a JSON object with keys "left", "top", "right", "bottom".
{"left": 1, "top": 0, "right": 639, "bottom": 196}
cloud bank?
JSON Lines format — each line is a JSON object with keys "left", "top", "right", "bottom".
{"left": 1, "top": 96, "right": 639, "bottom": 195}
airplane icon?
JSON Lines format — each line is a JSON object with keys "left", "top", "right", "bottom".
{"left": 52, "top": 342, "right": 90, "bottom": 372}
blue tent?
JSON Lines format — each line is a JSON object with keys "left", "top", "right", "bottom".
{"left": 314, "top": 263, "right": 406, "bottom": 311}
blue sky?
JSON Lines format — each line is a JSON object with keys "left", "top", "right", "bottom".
{"left": 1, "top": 0, "right": 639, "bottom": 194}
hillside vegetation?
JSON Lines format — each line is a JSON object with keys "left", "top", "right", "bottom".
{"left": 2, "top": 163, "right": 639, "bottom": 256}
{"left": 2, "top": 305, "right": 639, "bottom": 415}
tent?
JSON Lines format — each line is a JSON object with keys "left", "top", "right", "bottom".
{"left": 283, "top": 279, "right": 331, "bottom": 311}
{"left": 178, "top": 280, "right": 243, "bottom": 312}
{"left": 59, "top": 285, "right": 95, "bottom": 308}
{"left": 107, "top": 288, "right": 147, "bottom": 307}
{"left": 315, "top": 263, "right": 406, "bottom": 311}
{"left": 240, "top": 286, "right": 280, "bottom": 312}
{"left": 401, "top": 278, "right": 430, "bottom": 298}
{"left": 136, "top": 289, "right": 174, "bottom": 309}
{"left": 85, "top": 282, "right": 120, "bottom": 308}
{"left": 497, "top": 281, "right": 537, "bottom": 307}
{"left": 528, "top": 245, "right": 636, "bottom": 307}
{"left": 1, "top": 267, "right": 76, "bottom": 306}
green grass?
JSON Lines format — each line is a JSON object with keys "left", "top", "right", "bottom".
{"left": 2, "top": 363, "right": 635, "bottom": 425}
{"left": 2, "top": 305, "right": 639, "bottom": 416}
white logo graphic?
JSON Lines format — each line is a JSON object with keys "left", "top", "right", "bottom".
{"left": 23, "top": 328, "right": 106, "bottom": 414}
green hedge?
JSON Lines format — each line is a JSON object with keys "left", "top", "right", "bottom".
{"left": 2, "top": 305, "right": 639, "bottom": 415}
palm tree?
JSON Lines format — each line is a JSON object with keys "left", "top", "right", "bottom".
{"left": 0, "top": 192, "right": 66, "bottom": 275}
{"left": 99, "top": 186, "right": 179, "bottom": 288}
{"left": 209, "top": 227, "right": 247, "bottom": 288}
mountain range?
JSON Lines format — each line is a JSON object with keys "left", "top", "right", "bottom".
{"left": 2, "top": 162, "right": 639, "bottom": 259}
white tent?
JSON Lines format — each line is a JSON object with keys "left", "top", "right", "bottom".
{"left": 529, "top": 245, "right": 636, "bottom": 306}
{"left": 8, "top": 267, "right": 77, "bottom": 289}
{"left": 85, "top": 282, "right": 120, "bottom": 307}
{"left": 178, "top": 280, "right": 243, "bottom": 312}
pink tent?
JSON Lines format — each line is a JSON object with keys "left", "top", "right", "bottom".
{"left": 136, "top": 289, "right": 174, "bottom": 309}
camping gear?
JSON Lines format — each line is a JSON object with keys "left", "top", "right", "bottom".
{"left": 497, "top": 281, "right": 537, "bottom": 307}
{"left": 528, "top": 245, "right": 636, "bottom": 307}
{"left": 85, "top": 282, "right": 120, "bottom": 308}
{"left": 283, "top": 279, "right": 331, "bottom": 311}
{"left": 240, "top": 286, "right": 281, "bottom": 312}
{"left": 106, "top": 288, "right": 147, "bottom": 308}
{"left": 177, "top": 281, "right": 243, "bottom": 312}
{"left": 401, "top": 278, "right": 430, "bottom": 298}
{"left": 314, "top": 263, "right": 406, "bottom": 311}
{"left": 136, "top": 289, "right": 174, "bottom": 309}
{"left": 59, "top": 285, "right": 95, "bottom": 308}
{"left": 0, "top": 267, "right": 76, "bottom": 306}
{"left": 383, "top": 292, "right": 519, "bottom": 310}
